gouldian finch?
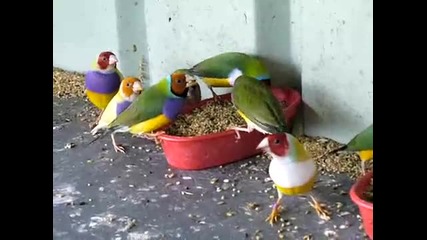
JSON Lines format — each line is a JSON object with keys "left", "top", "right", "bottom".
{"left": 175, "top": 52, "right": 270, "bottom": 100}
{"left": 341, "top": 124, "right": 373, "bottom": 175}
{"left": 257, "top": 133, "right": 331, "bottom": 225}
{"left": 90, "top": 77, "right": 143, "bottom": 153}
{"left": 90, "top": 73, "right": 197, "bottom": 152}
{"left": 85, "top": 51, "right": 124, "bottom": 125}
{"left": 229, "top": 73, "right": 288, "bottom": 139}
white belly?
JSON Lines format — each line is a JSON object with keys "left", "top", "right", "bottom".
{"left": 269, "top": 158, "right": 317, "bottom": 188}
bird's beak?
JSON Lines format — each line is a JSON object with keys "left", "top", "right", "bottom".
{"left": 256, "top": 137, "right": 269, "bottom": 150}
{"left": 109, "top": 55, "right": 118, "bottom": 65}
{"left": 185, "top": 77, "right": 198, "bottom": 88}
{"left": 133, "top": 82, "right": 143, "bottom": 94}
{"left": 185, "top": 74, "right": 196, "bottom": 81}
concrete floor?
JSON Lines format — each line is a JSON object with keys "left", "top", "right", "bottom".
{"left": 53, "top": 98, "right": 368, "bottom": 240}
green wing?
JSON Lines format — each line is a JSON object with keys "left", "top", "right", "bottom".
{"left": 108, "top": 84, "right": 166, "bottom": 128}
{"left": 232, "top": 75, "right": 287, "bottom": 133}
{"left": 189, "top": 52, "right": 270, "bottom": 80}
{"left": 345, "top": 124, "right": 373, "bottom": 151}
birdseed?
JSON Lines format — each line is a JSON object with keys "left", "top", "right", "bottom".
{"left": 166, "top": 96, "right": 289, "bottom": 137}
{"left": 246, "top": 202, "right": 260, "bottom": 210}
{"left": 53, "top": 67, "right": 86, "bottom": 99}
{"left": 225, "top": 210, "right": 236, "bottom": 217}
{"left": 166, "top": 100, "right": 246, "bottom": 137}
{"left": 298, "top": 135, "right": 373, "bottom": 179}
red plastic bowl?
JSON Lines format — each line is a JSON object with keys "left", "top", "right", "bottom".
{"left": 157, "top": 87, "right": 302, "bottom": 170}
{"left": 350, "top": 171, "right": 373, "bottom": 239}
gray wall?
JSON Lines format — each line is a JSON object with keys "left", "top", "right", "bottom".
{"left": 299, "top": 0, "right": 373, "bottom": 142}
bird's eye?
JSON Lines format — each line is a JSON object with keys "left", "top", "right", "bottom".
{"left": 126, "top": 83, "right": 131, "bottom": 87}
{"left": 103, "top": 57, "right": 107, "bottom": 61}
{"left": 177, "top": 79, "right": 182, "bottom": 84}
{"left": 274, "top": 139, "right": 280, "bottom": 144}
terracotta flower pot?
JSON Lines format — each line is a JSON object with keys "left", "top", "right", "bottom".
{"left": 350, "top": 171, "right": 373, "bottom": 239}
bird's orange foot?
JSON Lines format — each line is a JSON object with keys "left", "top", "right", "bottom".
{"left": 137, "top": 131, "right": 165, "bottom": 144}
{"left": 113, "top": 144, "right": 126, "bottom": 154}
{"left": 265, "top": 203, "right": 282, "bottom": 226}
{"left": 308, "top": 195, "right": 331, "bottom": 221}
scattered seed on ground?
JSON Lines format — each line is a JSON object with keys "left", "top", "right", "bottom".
{"left": 298, "top": 135, "right": 373, "bottom": 179}
{"left": 53, "top": 67, "right": 85, "bottom": 99}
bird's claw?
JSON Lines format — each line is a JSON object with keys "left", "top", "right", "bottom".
{"left": 308, "top": 195, "right": 331, "bottom": 221}
{"left": 233, "top": 130, "right": 241, "bottom": 140}
{"left": 226, "top": 127, "right": 241, "bottom": 139}
{"left": 137, "top": 131, "right": 165, "bottom": 144}
{"left": 227, "top": 126, "right": 252, "bottom": 140}
{"left": 113, "top": 144, "right": 126, "bottom": 154}
{"left": 265, "top": 205, "right": 282, "bottom": 226}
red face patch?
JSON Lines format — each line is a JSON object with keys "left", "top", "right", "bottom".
{"left": 267, "top": 133, "right": 289, "bottom": 157}
{"left": 97, "top": 51, "right": 115, "bottom": 70}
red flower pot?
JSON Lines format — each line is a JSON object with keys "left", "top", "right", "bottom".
{"left": 350, "top": 171, "right": 373, "bottom": 239}
{"left": 157, "top": 86, "right": 302, "bottom": 170}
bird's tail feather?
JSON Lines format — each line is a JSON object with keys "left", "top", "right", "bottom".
{"left": 86, "top": 126, "right": 121, "bottom": 146}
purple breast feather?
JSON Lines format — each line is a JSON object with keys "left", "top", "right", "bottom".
{"left": 116, "top": 100, "right": 132, "bottom": 116}
{"left": 85, "top": 71, "right": 121, "bottom": 94}
{"left": 163, "top": 98, "right": 186, "bottom": 120}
